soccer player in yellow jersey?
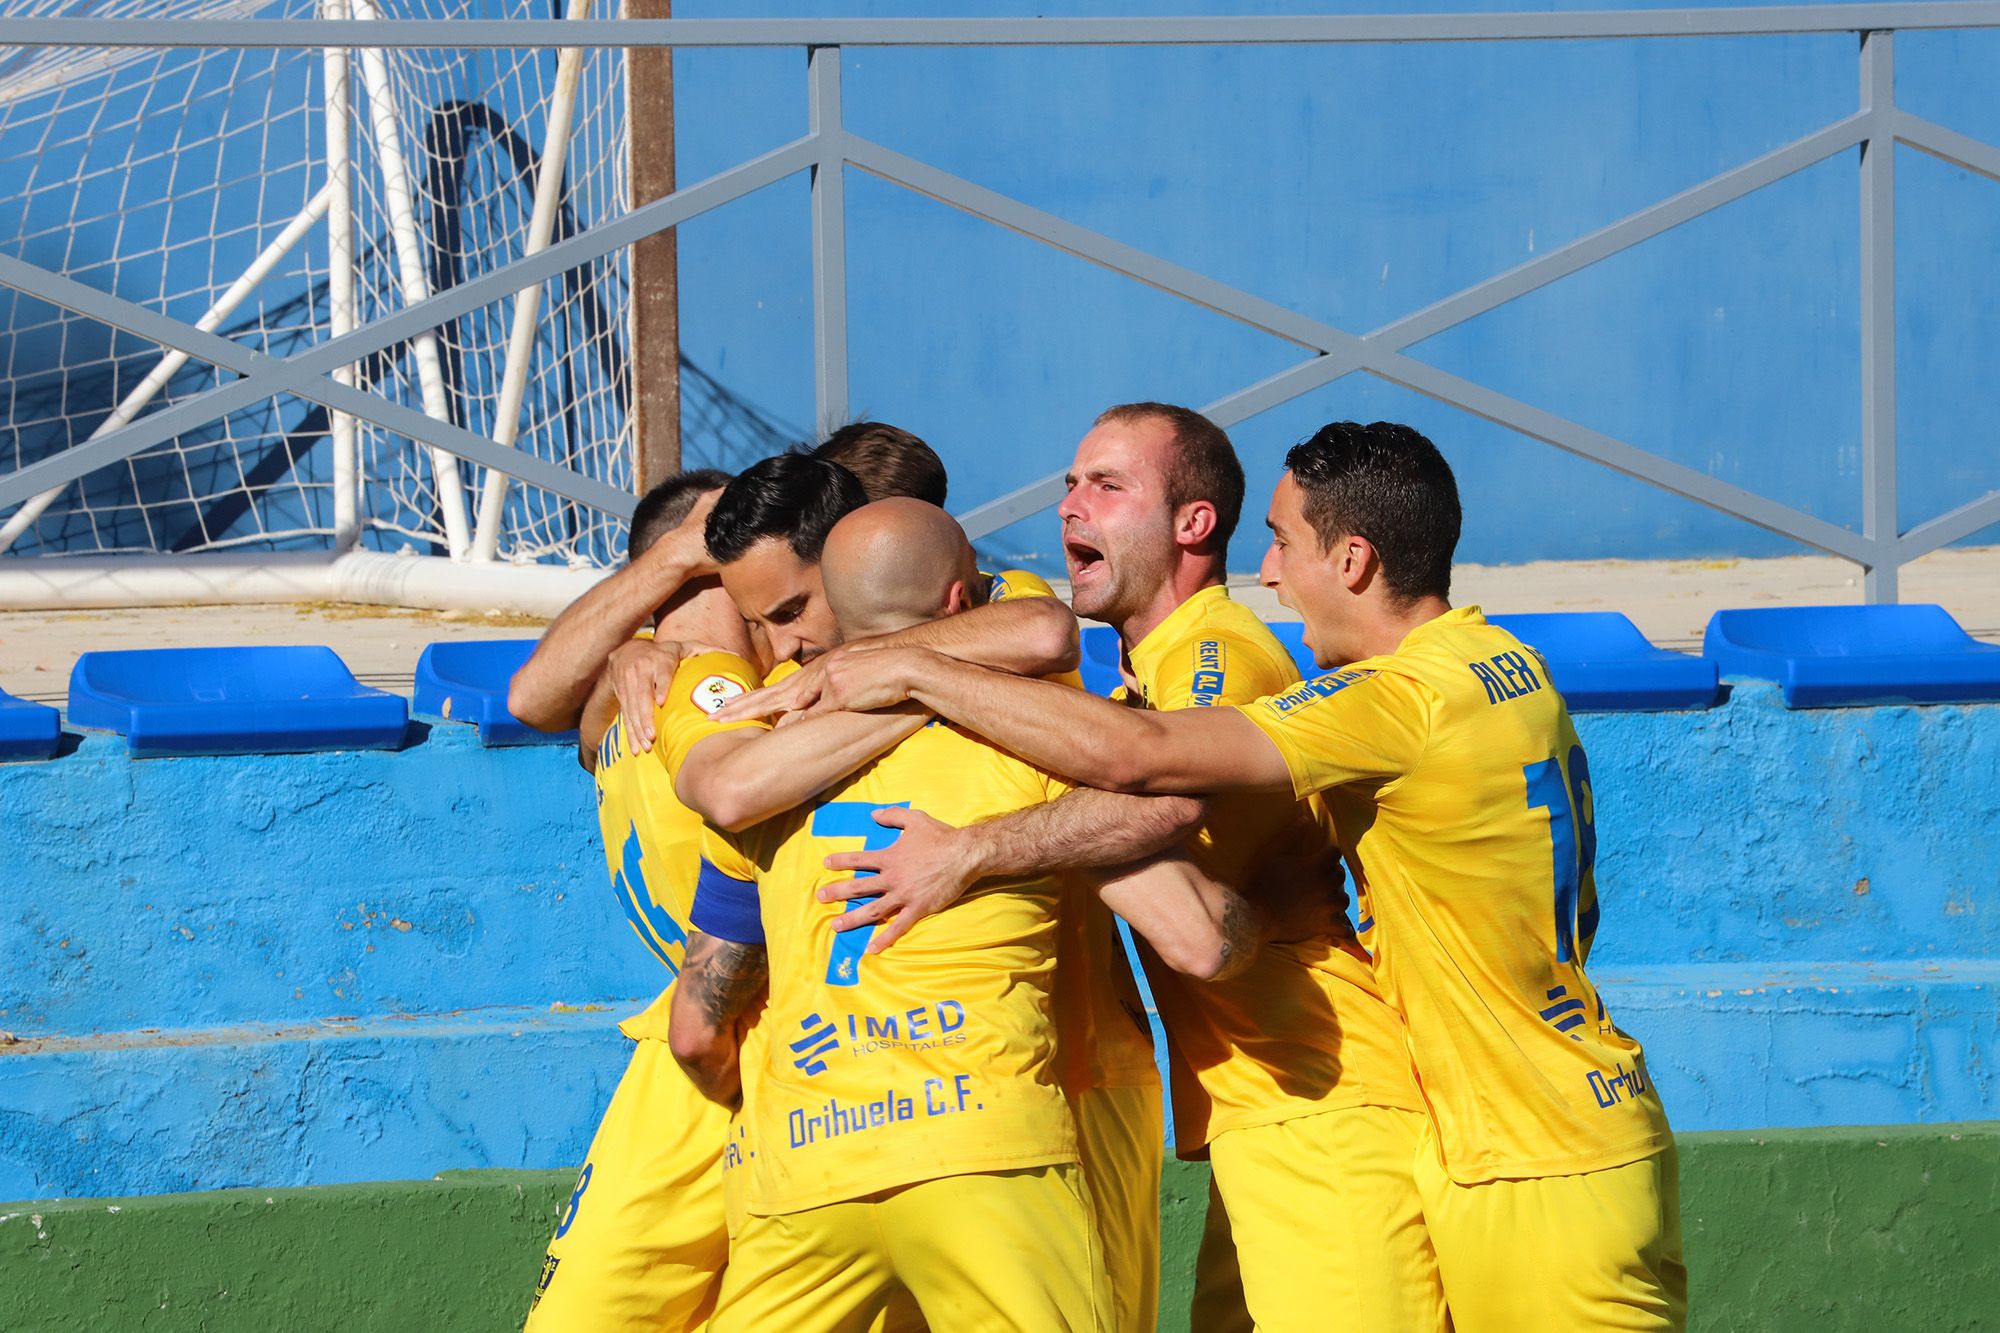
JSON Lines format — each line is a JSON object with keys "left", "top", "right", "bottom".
{"left": 524, "top": 469, "right": 749, "bottom": 1332}
{"left": 659, "top": 500, "right": 1259, "bottom": 1331}
{"left": 728, "top": 420, "right": 1689, "bottom": 1333}
{"left": 700, "top": 461, "right": 1170, "bottom": 1333}
{"left": 508, "top": 419, "right": 1045, "bottom": 755}
{"left": 793, "top": 406, "right": 1443, "bottom": 1331}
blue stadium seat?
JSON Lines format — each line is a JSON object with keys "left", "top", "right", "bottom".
{"left": 412, "top": 639, "right": 571, "bottom": 746}
{"left": 0, "top": 686, "right": 62, "bottom": 760}
{"left": 1077, "top": 624, "right": 1124, "bottom": 697}
{"left": 1489, "top": 611, "right": 1722, "bottom": 712}
{"left": 67, "top": 646, "right": 408, "bottom": 757}
{"left": 1265, "top": 621, "right": 1321, "bottom": 679}
{"left": 1703, "top": 604, "right": 2000, "bottom": 707}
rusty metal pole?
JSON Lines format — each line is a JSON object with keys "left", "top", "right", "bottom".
{"left": 626, "top": 0, "right": 680, "bottom": 491}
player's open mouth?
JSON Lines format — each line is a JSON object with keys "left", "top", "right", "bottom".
{"left": 1065, "top": 539, "right": 1105, "bottom": 579}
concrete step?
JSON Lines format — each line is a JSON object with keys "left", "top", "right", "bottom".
{"left": 1577, "top": 684, "right": 2000, "bottom": 967}
{"left": 0, "top": 1001, "right": 639, "bottom": 1202}
{"left": 8, "top": 961, "right": 1993, "bottom": 1201}
{"left": 1598, "top": 959, "right": 2000, "bottom": 1133}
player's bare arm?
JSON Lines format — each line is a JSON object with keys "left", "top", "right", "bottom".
{"left": 668, "top": 932, "right": 768, "bottom": 1106}
{"left": 1094, "top": 851, "right": 1264, "bottom": 982}
{"left": 816, "top": 787, "right": 1205, "bottom": 952}
{"left": 576, "top": 669, "right": 620, "bottom": 774}
{"left": 724, "top": 646, "right": 1291, "bottom": 795}
{"left": 507, "top": 490, "right": 718, "bottom": 732}
{"left": 673, "top": 704, "right": 933, "bottom": 832}
{"left": 735, "top": 594, "right": 1079, "bottom": 716}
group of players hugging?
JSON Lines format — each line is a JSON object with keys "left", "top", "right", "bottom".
{"left": 504, "top": 407, "right": 1686, "bottom": 1332}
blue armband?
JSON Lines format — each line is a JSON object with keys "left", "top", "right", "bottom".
{"left": 691, "top": 858, "right": 764, "bottom": 944}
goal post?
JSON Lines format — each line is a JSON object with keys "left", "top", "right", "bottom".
{"left": 0, "top": 1, "right": 802, "bottom": 610}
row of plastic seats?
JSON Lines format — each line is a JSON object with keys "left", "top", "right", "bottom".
{"left": 0, "top": 640, "right": 558, "bottom": 760}
{"left": 2, "top": 605, "right": 1995, "bottom": 761}
{"left": 1079, "top": 603, "right": 2000, "bottom": 712}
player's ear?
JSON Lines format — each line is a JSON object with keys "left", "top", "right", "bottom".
{"left": 1174, "top": 500, "right": 1219, "bottom": 553}
{"left": 943, "top": 578, "right": 971, "bottom": 617}
{"left": 1342, "top": 535, "right": 1380, "bottom": 593}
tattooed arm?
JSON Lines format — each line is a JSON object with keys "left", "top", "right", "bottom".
{"left": 668, "top": 933, "right": 770, "bottom": 1106}
{"left": 1094, "top": 850, "right": 1264, "bottom": 982}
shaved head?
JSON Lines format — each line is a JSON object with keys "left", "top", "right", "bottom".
{"left": 820, "top": 498, "right": 979, "bottom": 638}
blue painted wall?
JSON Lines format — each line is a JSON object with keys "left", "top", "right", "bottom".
{"left": 670, "top": 1, "right": 2000, "bottom": 575}
{"left": 3, "top": 682, "right": 1996, "bottom": 1200}
{"left": 5, "top": 2, "right": 1998, "bottom": 569}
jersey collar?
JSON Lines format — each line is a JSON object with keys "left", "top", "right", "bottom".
{"left": 1126, "top": 583, "right": 1235, "bottom": 683}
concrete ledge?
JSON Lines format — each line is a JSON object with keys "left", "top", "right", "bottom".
{"left": 3, "top": 1124, "right": 1995, "bottom": 1333}
{"left": 0, "top": 1004, "right": 639, "bottom": 1201}
{"left": 1598, "top": 960, "right": 2000, "bottom": 1131}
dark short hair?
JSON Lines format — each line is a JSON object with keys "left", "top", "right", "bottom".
{"left": 1284, "top": 421, "right": 1461, "bottom": 603}
{"left": 815, "top": 422, "right": 948, "bottom": 507}
{"left": 627, "top": 468, "right": 733, "bottom": 559}
{"left": 705, "top": 451, "right": 868, "bottom": 565}
{"left": 1096, "top": 402, "right": 1244, "bottom": 556}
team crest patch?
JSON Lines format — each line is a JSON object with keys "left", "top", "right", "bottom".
{"left": 531, "top": 1253, "right": 560, "bottom": 1308}
{"left": 692, "top": 674, "right": 746, "bottom": 715}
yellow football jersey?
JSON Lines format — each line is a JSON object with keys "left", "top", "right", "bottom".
{"left": 662, "top": 651, "right": 1080, "bottom": 1217}
{"left": 593, "top": 677, "right": 706, "bottom": 993}
{"left": 1236, "top": 605, "right": 1673, "bottom": 1184}
{"left": 989, "top": 568, "right": 1160, "bottom": 1096}
{"left": 1122, "top": 586, "right": 1422, "bottom": 1150}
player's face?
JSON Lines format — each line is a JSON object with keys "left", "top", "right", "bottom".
{"left": 718, "top": 537, "right": 845, "bottom": 666}
{"left": 1260, "top": 473, "right": 1355, "bottom": 668}
{"left": 1057, "top": 419, "right": 1179, "bottom": 625}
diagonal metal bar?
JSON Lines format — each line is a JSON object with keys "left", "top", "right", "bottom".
{"left": 1203, "top": 354, "right": 1360, "bottom": 431}
{"left": 6, "top": 7, "right": 2000, "bottom": 50}
{"left": 845, "top": 133, "right": 1354, "bottom": 354}
{"left": 890, "top": 129, "right": 1880, "bottom": 558}
{"left": 1895, "top": 487, "right": 2000, "bottom": 559}
{"left": 956, "top": 351, "right": 1362, "bottom": 535}
{"left": 1361, "top": 354, "right": 1879, "bottom": 564}
{"left": 1365, "top": 112, "right": 1870, "bottom": 354}
{"left": 0, "top": 254, "right": 639, "bottom": 516}
{"left": 1893, "top": 108, "right": 2000, "bottom": 185}
{"left": 0, "top": 135, "right": 818, "bottom": 516}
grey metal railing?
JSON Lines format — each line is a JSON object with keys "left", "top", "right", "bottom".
{"left": 3, "top": 6, "right": 1999, "bottom": 599}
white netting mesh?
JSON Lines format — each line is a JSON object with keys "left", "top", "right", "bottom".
{"left": 0, "top": 0, "right": 799, "bottom": 566}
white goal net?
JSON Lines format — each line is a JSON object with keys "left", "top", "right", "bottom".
{"left": 0, "top": 0, "right": 797, "bottom": 569}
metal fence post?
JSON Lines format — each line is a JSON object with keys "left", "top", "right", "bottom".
{"left": 809, "top": 44, "right": 849, "bottom": 439}
{"left": 1860, "top": 29, "right": 1899, "bottom": 602}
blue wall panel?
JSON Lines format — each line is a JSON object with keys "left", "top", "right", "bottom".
{"left": 669, "top": 3, "right": 2000, "bottom": 574}
{"left": 0, "top": 727, "right": 656, "bottom": 1038}
{"left": 4, "top": 680, "right": 1998, "bottom": 1199}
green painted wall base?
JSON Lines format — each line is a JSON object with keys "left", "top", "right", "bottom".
{"left": 4, "top": 1125, "right": 1995, "bottom": 1331}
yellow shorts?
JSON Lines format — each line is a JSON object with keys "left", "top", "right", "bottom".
{"left": 525, "top": 1036, "right": 732, "bottom": 1333}
{"left": 1073, "top": 1083, "right": 1163, "bottom": 1333}
{"left": 1414, "top": 1130, "right": 1687, "bottom": 1332}
{"left": 711, "top": 1164, "right": 1111, "bottom": 1333}
{"left": 1196, "top": 1104, "right": 1446, "bottom": 1333}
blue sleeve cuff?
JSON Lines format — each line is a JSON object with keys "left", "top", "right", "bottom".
{"left": 691, "top": 858, "right": 764, "bottom": 944}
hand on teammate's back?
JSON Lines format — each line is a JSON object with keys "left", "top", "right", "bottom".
{"left": 817, "top": 805, "right": 979, "bottom": 953}
{"left": 607, "top": 637, "right": 691, "bottom": 751}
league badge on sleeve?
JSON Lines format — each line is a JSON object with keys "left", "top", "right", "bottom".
{"left": 692, "top": 674, "right": 747, "bottom": 716}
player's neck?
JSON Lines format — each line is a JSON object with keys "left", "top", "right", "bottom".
{"left": 1116, "top": 559, "right": 1226, "bottom": 651}
{"left": 1353, "top": 594, "right": 1452, "bottom": 661}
